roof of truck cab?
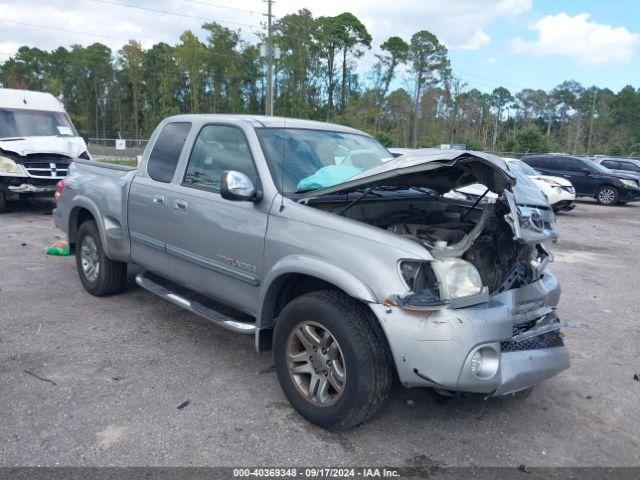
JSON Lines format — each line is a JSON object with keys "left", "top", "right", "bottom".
{"left": 162, "top": 114, "right": 367, "bottom": 135}
{"left": 0, "top": 88, "right": 66, "bottom": 112}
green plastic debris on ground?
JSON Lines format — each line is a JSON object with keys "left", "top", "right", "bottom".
{"left": 46, "top": 241, "right": 71, "bottom": 256}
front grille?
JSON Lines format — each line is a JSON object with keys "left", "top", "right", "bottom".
{"left": 21, "top": 154, "right": 71, "bottom": 179}
{"left": 501, "top": 312, "right": 565, "bottom": 352}
{"left": 501, "top": 330, "right": 564, "bottom": 352}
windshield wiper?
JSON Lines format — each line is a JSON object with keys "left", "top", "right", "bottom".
{"left": 294, "top": 187, "right": 320, "bottom": 194}
{"left": 0, "top": 137, "right": 26, "bottom": 141}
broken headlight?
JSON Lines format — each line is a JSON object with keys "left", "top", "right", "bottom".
{"left": 399, "top": 258, "right": 483, "bottom": 301}
{"left": 431, "top": 259, "right": 483, "bottom": 300}
{"left": 0, "top": 156, "right": 25, "bottom": 176}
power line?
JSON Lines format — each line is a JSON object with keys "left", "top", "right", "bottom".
{"left": 87, "top": 0, "right": 260, "bottom": 29}
{"left": 0, "top": 18, "right": 130, "bottom": 42}
{"left": 178, "top": 0, "right": 259, "bottom": 15}
{"left": 452, "top": 68, "right": 531, "bottom": 91}
{"left": 0, "top": 18, "right": 260, "bottom": 62}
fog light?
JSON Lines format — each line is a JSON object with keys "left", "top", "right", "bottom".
{"left": 470, "top": 351, "right": 483, "bottom": 376}
{"left": 469, "top": 347, "right": 499, "bottom": 379}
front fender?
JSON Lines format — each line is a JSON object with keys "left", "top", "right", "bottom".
{"left": 257, "top": 254, "right": 377, "bottom": 331}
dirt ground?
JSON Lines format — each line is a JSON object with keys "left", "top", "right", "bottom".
{"left": 0, "top": 199, "right": 638, "bottom": 467}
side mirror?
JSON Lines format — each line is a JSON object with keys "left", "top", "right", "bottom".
{"left": 581, "top": 167, "right": 591, "bottom": 174}
{"left": 220, "top": 170, "right": 261, "bottom": 202}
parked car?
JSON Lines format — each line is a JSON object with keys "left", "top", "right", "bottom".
{"left": 593, "top": 157, "right": 640, "bottom": 176}
{"left": 389, "top": 149, "right": 559, "bottom": 226}
{"left": 0, "top": 88, "right": 90, "bottom": 212}
{"left": 504, "top": 158, "right": 576, "bottom": 212}
{"left": 521, "top": 154, "right": 640, "bottom": 206}
{"left": 54, "top": 115, "right": 570, "bottom": 430}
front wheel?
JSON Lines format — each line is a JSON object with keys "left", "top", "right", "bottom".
{"left": 273, "top": 290, "right": 392, "bottom": 430}
{"left": 75, "top": 220, "right": 127, "bottom": 296}
{"left": 596, "top": 185, "right": 619, "bottom": 205}
{"left": 0, "top": 191, "right": 7, "bottom": 213}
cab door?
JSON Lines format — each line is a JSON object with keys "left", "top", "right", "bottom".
{"left": 562, "top": 158, "right": 593, "bottom": 196}
{"left": 164, "top": 124, "right": 268, "bottom": 316}
{"left": 128, "top": 122, "right": 192, "bottom": 274}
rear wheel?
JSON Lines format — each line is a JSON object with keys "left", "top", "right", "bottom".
{"left": 75, "top": 220, "right": 127, "bottom": 296}
{"left": 273, "top": 290, "right": 392, "bottom": 430}
{"left": 596, "top": 185, "right": 619, "bottom": 205}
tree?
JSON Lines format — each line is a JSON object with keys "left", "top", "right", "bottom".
{"left": 505, "top": 125, "right": 551, "bottom": 153}
{"left": 1, "top": 14, "right": 637, "bottom": 156}
{"left": 175, "top": 31, "right": 205, "bottom": 113}
{"left": 202, "top": 22, "right": 243, "bottom": 113}
{"left": 490, "top": 86, "right": 513, "bottom": 151}
{"left": 408, "top": 31, "right": 449, "bottom": 147}
{"left": 315, "top": 15, "right": 343, "bottom": 119}
{"left": 118, "top": 40, "right": 145, "bottom": 138}
{"left": 373, "top": 36, "right": 409, "bottom": 128}
{"left": 333, "top": 12, "right": 371, "bottom": 111}
{"left": 142, "top": 42, "right": 183, "bottom": 131}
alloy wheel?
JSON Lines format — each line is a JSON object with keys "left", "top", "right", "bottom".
{"left": 80, "top": 235, "right": 100, "bottom": 282}
{"left": 286, "top": 321, "right": 346, "bottom": 406}
{"left": 598, "top": 188, "right": 616, "bottom": 204}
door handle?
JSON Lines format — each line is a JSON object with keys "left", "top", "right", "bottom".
{"left": 174, "top": 199, "right": 188, "bottom": 211}
{"left": 152, "top": 195, "right": 165, "bottom": 205}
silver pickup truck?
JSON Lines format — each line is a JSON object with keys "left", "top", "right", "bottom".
{"left": 54, "top": 115, "right": 570, "bottom": 430}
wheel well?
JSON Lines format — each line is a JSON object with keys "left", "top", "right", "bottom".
{"left": 257, "top": 274, "right": 396, "bottom": 375}
{"left": 274, "top": 274, "right": 335, "bottom": 319}
{"left": 68, "top": 207, "right": 96, "bottom": 252}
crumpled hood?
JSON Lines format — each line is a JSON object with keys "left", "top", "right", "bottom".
{"left": 0, "top": 136, "right": 87, "bottom": 159}
{"left": 298, "top": 149, "right": 516, "bottom": 199}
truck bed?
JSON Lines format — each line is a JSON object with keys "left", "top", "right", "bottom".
{"left": 54, "top": 158, "right": 137, "bottom": 263}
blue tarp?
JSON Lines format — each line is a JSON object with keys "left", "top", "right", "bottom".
{"left": 297, "top": 164, "right": 363, "bottom": 191}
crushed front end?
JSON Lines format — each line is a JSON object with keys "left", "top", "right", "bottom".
{"left": 303, "top": 150, "right": 572, "bottom": 395}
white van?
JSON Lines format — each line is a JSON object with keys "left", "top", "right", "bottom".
{"left": 0, "top": 88, "right": 89, "bottom": 212}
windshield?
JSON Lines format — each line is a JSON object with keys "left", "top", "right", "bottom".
{"left": 508, "top": 160, "right": 539, "bottom": 176}
{"left": 0, "top": 108, "right": 77, "bottom": 139}
{"left": 257, "top": 128, "right": 392, "bottom": 194}
{"left": 589, "top": 160, "right": 616, "bottom": 174}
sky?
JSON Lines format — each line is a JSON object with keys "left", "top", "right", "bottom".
{"left": 0, "top": 0, "right": 638, "bottom": 94}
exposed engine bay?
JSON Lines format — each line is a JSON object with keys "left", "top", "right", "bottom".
{"left": 309, "top": 191, "right": 551, "bottom": 296}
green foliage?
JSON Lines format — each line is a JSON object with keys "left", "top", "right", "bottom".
{"left": 504, "top": 126, "right": 551, "bottom": 153}
{"left": 0, "top": 13, "right": 637, "bottom": 156}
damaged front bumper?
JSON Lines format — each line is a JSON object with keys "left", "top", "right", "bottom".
{"left": 7, "top": 183, "right": 56, "bottom": 193}
{"left": 370, "top": 272, "right": 571, "bottom": 396}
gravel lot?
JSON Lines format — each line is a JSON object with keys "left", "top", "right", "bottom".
{"left": 1, "top": 199, "right": 638, "bottom": 467}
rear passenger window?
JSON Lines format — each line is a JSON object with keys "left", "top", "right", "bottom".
{"left": 620, "top": 162, "right": 640, "bottom": 172}
{"left": 183, "top": 124, "right": 260, "bottom": 192}
{"left": 565, "top": 159, "right": 585, "bottom": 172}
{"left": 147, "top": 122, "right": 191, "bottom": 183}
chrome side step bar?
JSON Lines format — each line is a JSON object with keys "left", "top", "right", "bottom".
{"left": 135, "top": 272, "right": 256, "bottom": 335}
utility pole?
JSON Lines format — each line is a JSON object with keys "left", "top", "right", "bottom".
{"left": 587, "top": 89, "right": 597, "bottom": 155}
{"left": 264, "top": 0, "right": 274, "bottom": 116}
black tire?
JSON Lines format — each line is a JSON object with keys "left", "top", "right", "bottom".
{"left": 0, "top": 191, "right": 7, "bottom": 213}
{"left": 595, "top": 185, "right": 619, "bottom": 205}
{"left": 75, "top": 220, "right": 127, "bottom": 296}
{"left": 273, "top": 290, "right": 392, "bottom": 430}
